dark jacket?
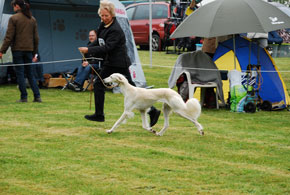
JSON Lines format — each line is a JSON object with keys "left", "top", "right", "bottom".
{"left": 0, "top": 12, "right": 39, "bottom": 55}
{"left": 88, "top": 18, "right": 131, "bottom": 68}
{"left": 268, "top": 31, "right": 283, "bottom": 44}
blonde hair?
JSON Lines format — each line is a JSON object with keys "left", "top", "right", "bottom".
{"left": 98, "top": 0, "right": 116, "bottom": 17}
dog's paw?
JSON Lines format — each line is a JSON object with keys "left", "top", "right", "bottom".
{"left": 156, "top": 132, "right": 163, "bottom": 136}
{"left": 199, "top": 130, "right": 204, "bottom": 136}
{"left": 106, "top": 130, "right": 113, "bottom": 134}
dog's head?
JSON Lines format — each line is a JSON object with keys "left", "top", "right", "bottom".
{"left": 104, "top": 73, "right": 128, "bottom": 87}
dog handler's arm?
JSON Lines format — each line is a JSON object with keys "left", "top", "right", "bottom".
{"left": 78, "top": 47, "right": 88, "bottom": 54}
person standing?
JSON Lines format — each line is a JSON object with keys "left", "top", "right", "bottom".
{"left": 79, "top": 0, "right": 160, "bottom": 126}
{"left": 0, "top": 0, "right": 41, "bottom": 102}
{"left": 177, "top": 0, "right": 201, "bottom": 51}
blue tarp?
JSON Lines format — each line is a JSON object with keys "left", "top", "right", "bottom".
{"left": 1, "top": 0, "right": 100, "bottom": 74}
{"left": 0, "top": 0, "right": 146, "bottom": 86}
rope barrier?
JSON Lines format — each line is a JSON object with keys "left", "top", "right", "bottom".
{"left": 137, "top": 63, "right": 290, "bottom": 73}
{"left": 0, "top": 57, "right": 102, "bottom": 67}
{"left": 1, "top": 58, "right": 290, "bottom": 73}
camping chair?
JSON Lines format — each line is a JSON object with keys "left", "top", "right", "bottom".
{"left": 183, "top": 71, "right": 220, "bottom": 109}
{"left": 82, "top": 60, "right": 102, "bottom": 91}
{"left": 168, "top": 51, "right": 225, "bottom": 109}
{"left": 82, "top": 73, "right": 97, "bottom": 91}
{"left": 61, "top": 68, "right": 78, "bottom": 90}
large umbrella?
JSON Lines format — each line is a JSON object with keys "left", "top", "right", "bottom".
{"left": 200, "top": 1, "right": 290, "bottom": 17}
{"left": 170, "top": 0, "right": 290, "bottom": 39}
{"left": 170, "top": 0, "right": 290, "bottom": 70}
{"left": 270, "top": 2, "right": 290, "bottom": 17}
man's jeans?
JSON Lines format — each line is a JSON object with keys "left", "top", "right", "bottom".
{"left": 13, "top": 51, "right": 40, "bottom": 99}
{"left": 74, "top": 63, "right": 100, "bottom": 87}
{"left": 33, "top": 63, "right": 44, "bottom": 82}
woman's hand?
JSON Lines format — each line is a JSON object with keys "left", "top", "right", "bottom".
{"left": 82, "top": 61, "right": 89, "bottom": 67}
{"left": 32, "top": 54, "right": 38, "bottom": 63}
{"left": 32, "top": 57, "right": 38, "bottom": 63}
{"left": 78, "top": 47, "right": 88, "bottom": 54}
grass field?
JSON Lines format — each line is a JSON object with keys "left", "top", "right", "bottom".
{"left": 0, "top": 51, "right": 289, "bottom": 194}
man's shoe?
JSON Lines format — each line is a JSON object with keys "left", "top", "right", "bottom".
{"left": 17, "top": 99, "right": 28, "bottom": 103}
{"left": 69, "top": 83, "right": 82, "bottom": 92}
{"left": 33, "top": 98, "right": 42, "bottom": 103}
{"left": 84, "top": 114, "right": 105, "bottom": 122}
{"left": 148, "top": 107, "right": 161, "bottom": 127}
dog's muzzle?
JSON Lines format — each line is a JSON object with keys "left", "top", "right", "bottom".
{"left": 104, "top": 80, "right": 118, "bottom": 88}
{"left": 103, "top": 76, "right": 119, "bottom": 88}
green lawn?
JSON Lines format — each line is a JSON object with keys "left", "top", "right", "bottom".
{"left": 0, "top": 51, "right": 289, "bottom": 194}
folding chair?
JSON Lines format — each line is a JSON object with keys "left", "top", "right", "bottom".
{"left": 83, "top": 74, "right": 97, "bottom": 91}
{"left": 82, "top": 60, "right": 102, "bottom": 91}
{"left": 61, "top": 68, "right": 78, "bottom": 90}
{"left": 183, "top": 71, "right": 220, "bottom": 109}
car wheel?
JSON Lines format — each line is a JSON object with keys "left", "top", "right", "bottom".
{"left": 152, "top": 34, "right": 160, "bottom": 51}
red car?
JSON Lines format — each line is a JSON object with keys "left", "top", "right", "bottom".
{"left": 126, "top": 2, "right": 172, "bottom": 51}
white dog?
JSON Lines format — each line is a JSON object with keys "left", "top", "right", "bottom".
{"left": 103, "top": 73, "right": 204, "bottom": 136}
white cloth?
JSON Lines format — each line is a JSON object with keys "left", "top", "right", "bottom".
{"left": 247, "top": 32, "right": 268, "bottom": 39}
{"left": 228, "top": 70, "right": 242, "bottom": 88}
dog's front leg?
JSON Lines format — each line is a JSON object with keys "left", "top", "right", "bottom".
{"left": 106, "top": 112, "right": 128, "bottom": 134}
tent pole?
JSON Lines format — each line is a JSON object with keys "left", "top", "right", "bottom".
{"left": 249, "top": 40, "right": 251, "bottom": 66}
{"left": 257, "top": 42, "right": 260, "bottom": 65}
{"left": 149, "top": 0, "right": 152, "bottom": 68}
{"left": 233, "top": 34, "right": 236, "bottom": 70}
{"left": 246, "top": 39, "right": 252, "bottom": 93}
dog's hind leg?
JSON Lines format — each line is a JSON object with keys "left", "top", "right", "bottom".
{"left": 106, "top": 111, "right": 130, "bottom": 134}
{"left": 175, "top": 111, "right": 204, "bottom": 135}
{"left": 156, "top": 103, "right": 171, "bottom": 136}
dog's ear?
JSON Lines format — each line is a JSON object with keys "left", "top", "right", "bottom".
{"left": 116, "top": 75, "right": 124, "bottom": 83}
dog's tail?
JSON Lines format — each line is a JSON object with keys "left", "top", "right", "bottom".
{"left": 186, "top": 98, "right": 201, "bottom": 119}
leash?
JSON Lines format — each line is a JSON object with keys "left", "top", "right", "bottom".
{"left": 89, "top": 70, "right": 93, "bottom": 110}
{"left": 79, "top": 52, "right": 114, "bottom": 89}
{"left": 79, "top": 51, "right": 115, "bottom": 110}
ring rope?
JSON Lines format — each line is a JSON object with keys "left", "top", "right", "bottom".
{"left": 1, "top": 57, "right": 290, "bottom": 73}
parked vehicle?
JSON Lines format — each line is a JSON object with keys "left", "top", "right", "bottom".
{"left": 126, "top": 2, "right": 172, "bottom": 51}
{"left": 120, "top": 0, "right": 148, "bottom": 7}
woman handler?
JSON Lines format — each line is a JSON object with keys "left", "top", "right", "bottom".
{"left": 79, "top": 0, "right": 160, "bottom": 126}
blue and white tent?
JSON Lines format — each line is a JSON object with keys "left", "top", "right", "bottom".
{"left": 213, "top": 36, "right": 289, "bottom": 110}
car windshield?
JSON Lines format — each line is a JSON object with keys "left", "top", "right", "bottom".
{"left": 126, "top": 6, "right": 135, "bottom": 20}
{"left": 153, "top": 4, "right": 168, "bottom": 19}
